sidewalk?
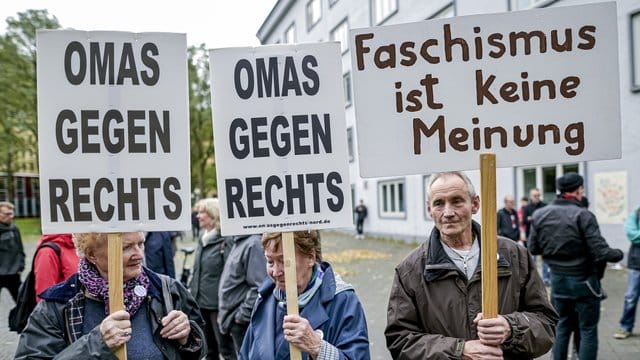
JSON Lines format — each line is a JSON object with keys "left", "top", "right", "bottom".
{"left": 1, "top": 231, "right": 639, "bottom": 359}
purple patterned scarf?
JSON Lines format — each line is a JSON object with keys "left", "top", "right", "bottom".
{"left": 78, "top": 258, "right": 149, "bottom": 316}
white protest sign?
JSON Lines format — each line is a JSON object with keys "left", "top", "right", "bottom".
{"left": 350, "top": 2, "right": 620, "bottom": 178}
{"left": 37, "top": 31, "right": 190, "bottom": 233}
{"left": 210, "top": 43, "right": 352, "bottom": 236}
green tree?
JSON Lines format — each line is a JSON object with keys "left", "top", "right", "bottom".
{"left": 0, "top": 9, "right": 60, "bottom": 200}
{"left": 188, "top": 44, "right": 216, "bottom": 202}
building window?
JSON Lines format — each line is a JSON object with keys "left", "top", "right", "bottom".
{"left": 329, "top": 0, "right": 340, "bottom": 7}
{"left": 306, "top": 0, "right": 322, "bottom": 31}
{"left": 378, "top": 179, "right": 405, "bottom": 218}
{"left": 519, "top": 163, "right": 581, "bottom": 204}
{"left": 347, "top": 127, "right": 354, "bottom": 162}
{"left": 372, "top": 0, "right": 398, "bottom": 25}
{"left": 343, "top": 72, "right": 352, "bottom": 107}
{"left": 331, "top": 18, "right": 349, "bottom": 54}
{"left": 632, "top": 10, "right": 640, "bottom": 92}
{"left": 511, "top": 0, "right": 553, "bottom": 10}
{"left": 0, "top": 177, "right": 7, "bottom": 202}
{"left": 284, "top": 23, "right": 296, "bottom": 44}
{"left": 429, "top": 3, "right": 454, "bottom": 19}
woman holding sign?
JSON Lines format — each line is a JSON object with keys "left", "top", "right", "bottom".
{"left": 239, "top": 230, "right": 370, "bottom": 359}
{"left": 15, "top": 232, "right": 206, "bottom": 359}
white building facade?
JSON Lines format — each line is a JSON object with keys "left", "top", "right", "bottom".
{"left": 257, "top": 0, "right": 640, "bottom": 251}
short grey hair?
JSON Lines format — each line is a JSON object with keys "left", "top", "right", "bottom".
{"left": 426, "top": 172, "right": 477, "bottom": 203}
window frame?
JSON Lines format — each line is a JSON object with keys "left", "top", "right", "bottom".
{"left": 428, "top": 2, "right": 455, "bottom": 20}
{"left": 306, "top": 0, "right": 322, "bottom": 32}
{"left": 343, "top": 71, "right": 352, "bottom": 107}
{"left": 347, "top": 127, "right": 355, "bottom": 163}
{"left": 510, "top": 0, "right": 557, "bottom": 10}
{"left": 371, "top": 0, "right": 398, "bottom": 26}
{"left": 378, "top": 178, "right": 406, "bottom": 219}
{"left": 329, "top": 0, "right": 340, "bottom": 8}
{"left": 284, "top": 22, "right": 296, "bottom": 44}
{"left": 631, "top": 9, "right": 640, "bottom": 92}
{"left": 330, "top": 18, "right": 350, "bottom": 54}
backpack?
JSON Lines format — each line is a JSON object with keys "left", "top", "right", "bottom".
{"left": 8, "top": 241, "right": 61, "bottom": 333}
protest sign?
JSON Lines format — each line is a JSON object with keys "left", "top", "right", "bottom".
{"left": 350, "top": 2, "right": 620, "bottom": 178}
{"left": 37, "top": 31, "right": 190, "bottom": 233}
{"left": 210, "top": 42, "right": 352, "bottom": 236}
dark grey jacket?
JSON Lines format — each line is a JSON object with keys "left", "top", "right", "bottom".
{"left": 0, "top": 222, "right": 25, "bottom": 275}
{"left": 528, "top": 197, "right": 623, "bottom": 276}
{"left": 218, "top": 234, "right": 267, "bottom": 334}
{"left": 189, "top": 230, "right": 229, "bottom": 310}
{"left": 15, "top": 270, "right": 206, "bottom": 359}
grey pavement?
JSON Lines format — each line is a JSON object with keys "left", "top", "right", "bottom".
{"left": 2, "top": 231, "right": 640, "bottom": 359}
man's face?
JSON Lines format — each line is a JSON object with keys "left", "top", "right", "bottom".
{"left": 529, "top": 190, "right": 541, "bottom": 204}
{"left": 0, "top": 206, "right": 14, "bottom": 225}
{"left": 427, "top": 175, "right": 479, "bottom": 241}
{"left": 504, "top": 196, "right": 515, "bottom": 211}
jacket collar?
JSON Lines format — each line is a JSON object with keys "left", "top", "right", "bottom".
{"left": 423, "top": 221, "right": 510, "bottom": 282}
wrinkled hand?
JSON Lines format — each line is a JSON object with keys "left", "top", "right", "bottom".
{"left": 160, "top": 310, "right": 191, "bottom": 345}
{"left": 474, "top": 313, "right": 512, "bottom": 346}
{"left": 100, "top": 310, "right": 131, "bottom": 349}
{"left": 283, "top": 315, "right": 322, "bottom": 357}
{"left": 462, "top": 339, "right": 504, "bottom": 360}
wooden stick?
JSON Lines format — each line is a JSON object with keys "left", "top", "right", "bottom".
{"left": 108, "top": 233, "right": 127, "bottom": 360}
{"left": 282, "top": 232, "right": 302, "bottom": 360}
{"left": 480, "top": 154, "right": 498, "bottom": 319}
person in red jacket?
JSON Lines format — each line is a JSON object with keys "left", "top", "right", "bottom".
{"left": 33, "top": 234, "right": 79, "bottom": 302}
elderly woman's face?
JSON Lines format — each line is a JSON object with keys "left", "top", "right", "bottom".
{"left": 89, "top": 232, "right": 145, "bottom": 281}
{"left": 197, "top": 208, "right": 214, "bottom": 231}
{"left": 264, "top": 241, "right": 315, "bottom": 294}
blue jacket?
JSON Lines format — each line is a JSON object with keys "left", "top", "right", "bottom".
{"left": 145, "top": 231, "right": 176, "bottom": 278}
{"left": 240, "top": 262, "right": 370, "bottom": 360}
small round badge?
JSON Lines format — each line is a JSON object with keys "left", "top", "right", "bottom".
{"left": 134, "top": 285, "right": 147, "bottom": 297}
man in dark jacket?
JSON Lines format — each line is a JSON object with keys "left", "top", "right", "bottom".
{"left": 386, "top": 172, "right": 557, "bottom": 359}
{"left": 218, "top": 234, "right": 267, "bottom": 353}
{"left": 497, "top": 195, "right": 520, "bottom": 241}
{"left": 529, "top": 172, "right": 623, "bottom": 360}
{"left": 0, "top": 202, "right": 25, "bottom": 303}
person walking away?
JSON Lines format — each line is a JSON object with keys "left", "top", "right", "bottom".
{"left": 34, "top": 234, "right": 79, "bottom": 302}
{"left": 192, "top": 207, "right": 200, "bottom": 239}
{"left": 354, "top": 199, "right": 368, "bottom": 239}
{"left": 497, "top": 195, "right": 520, "bottom": 242}
{"left": 189, "top": 198, "right": 235, "bottom": 360}
{"left": 386, "top": 172, "right": 557, "bottom": 359}
{"left": 528, "top": 172, "right": 623, "bottom": 360}
{"left": 0, "top": 201, "right": 25, "bottom": 303}
{"left": 145, "top": 231, "right": 176, "bottom": 278}
{"left": 218, "top": 233, "right": 267, "bottom": 354}
{"left": 613, "top": 205, "right": 640, "bottom": 339}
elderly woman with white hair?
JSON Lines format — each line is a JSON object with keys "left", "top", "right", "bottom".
{"left": 15, "top": 232, "right": 206, "bottom": 359}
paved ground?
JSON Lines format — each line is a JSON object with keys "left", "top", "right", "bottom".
{"left": 1, "top": 231, "right": 639, "bottom": 359}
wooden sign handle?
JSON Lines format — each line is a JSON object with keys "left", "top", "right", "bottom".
{"left": 480, "top": 154, "right": 498, "bottom": 319}
{"left": 282, "top": 232, "right": 302, "bottom": 360}
{"left": 108, "top": 233, "right": 127, "bottom": 360}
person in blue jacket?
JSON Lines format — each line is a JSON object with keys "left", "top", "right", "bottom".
{"left": 240, "top": 230, "right": 370, "bottom": 360}
{"left": 145, "top": 231, "right": 176, "bottom": 278}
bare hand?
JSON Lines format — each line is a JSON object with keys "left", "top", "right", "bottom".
{"left": 100, "top": 310, "right": 131, "bottom": 349}
{"left": 283, "top": 315, "right": 322, "bottom": 357}
{"left": 160, "top": 310, "right": 191, "bottom": 345}
{"left": 462, "top": 339, "right": 503, "bottom": 360}
{"left": 474, "top": 313, "right": 512, "bottom": 346}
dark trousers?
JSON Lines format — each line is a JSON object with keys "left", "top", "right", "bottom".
{"left": 551, "top": 273, "right": 602, "bottom": 360}
{"left": 0, "top": 274, "right": 20, "bottom": 302}
{"left": 228, "top": 322, "right": 249, "bottom": 355}
{"left": 202, "top": 309, "right": 236, "bottom": 360}
{"left": 356, "top": 218, "right": 365, "bottom": 235}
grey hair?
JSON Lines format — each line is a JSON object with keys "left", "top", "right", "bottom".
{"left": 426, "top": 171, "right": 476, "bottom": 203}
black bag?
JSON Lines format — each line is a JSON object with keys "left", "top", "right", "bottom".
{"left": 8, "top": 242, "right": 61, "bottom": 333}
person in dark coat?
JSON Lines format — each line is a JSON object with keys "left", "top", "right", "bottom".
{"left": 0, "top": 201, "right": 25, "bottom": 303}
{"left": 145, "top": 231, "right": 176, "bottom": 278}
{"left": 529, "top": 172, "right": 623, "bottom": 360}
{"left": 354, "top": 199, "right": 368, "bottom": 238}
{"left": 613, "top": 206, "right": 640, "bottom": 339}
{"left": 240, "top": 230, "right": 370, "bottom": 359}
{"left": 497, "top": 195, "right": 520, "bottom": 241}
